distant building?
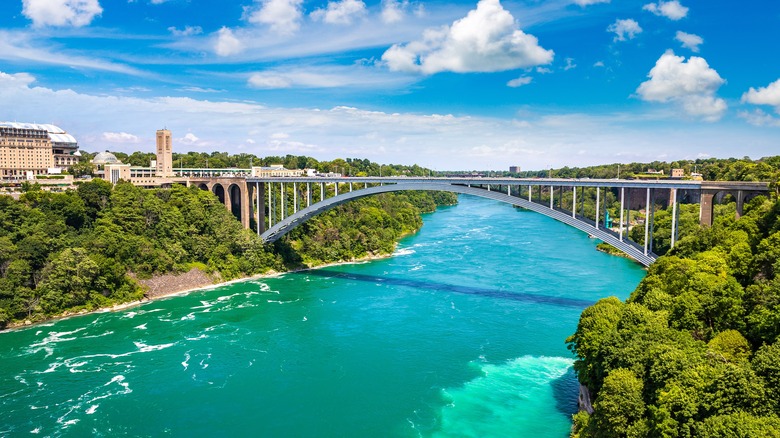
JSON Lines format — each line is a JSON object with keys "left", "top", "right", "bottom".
{"left": 155, "top": 129, "right": 174, "bottom": 178}
{"left": 509, "top": 166, "right": 521, "bottom": 173}
{"left": 671, "top": 168, "right": 685, "bottom": 178}
{"left": 646, "top": 169, "right": 664, "bottom": 175}
{"left": 104, "top": 162, "right": 131, "bottom": 184}
{"left": 251, "top": 165, "right": 305, "bottom": 177}
{"left": 0, "top": 122, "right": 80, "bottom": 179}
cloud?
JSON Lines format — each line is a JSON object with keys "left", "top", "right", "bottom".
{"left": 22, "top": 0, "right": 103, "bottom": 27}
{"left": 5, "top": 68, "right": 778, "bottom": 170}
{"left": 563, "top": 57, "right": 576, "bottom": 70}
{"left": 507, "top": 76, "right": 532, "bottom": 88}
{"left": 246, "top": 65, "right": 418, "bottom": 89}
{"left": 643, "top": 1, "right": 688, "bottom": 21}
{"left": 214, "top": 27, "right": 243, "bottom": 56}
{"left": 311, "top": 0, "right": 367, "bottom": 25}
{"left": 168, "top": 26, "right": 203, "bottom": 37}
{"left": 247, "top": 73, "right": 292, "bottom": 89}
{"left": 102, "top": 132, "right": 140, "bottom": 143}
{"left": 675, "top": 31, "right": 702, "bottom": 52}
{"left": 381, "top": 0, "right": 553, "bottom": 74}
{"left": 738, "top": 109, "right": 780, "bottom": 127}
{"left": 381, "top": 0, "right": 407, "bottom": 24}
{"left": 593, "top": 61, "right": 605, "bottom": 67}
{"left": 0, "top": 71, "right": 36, "bottom": 87}
{"left": 246, "top": 0, "right": 304, "bottom": 35}
{"left": 180, "top": 86, "right": 223, "bottom": 93}
{"left": 742, "top": 79, "right": 780, "bottom": 113}
{"left": 572, "top": 0, "right": 609, "bottom": 5}
{"left": 607, "top": 19, "right": 642, "bottom": 42}
{"left": 636, "top": 50, "right": 726, "bottom": 121}
{"left": 0, "top": 30, "right": 145, "bottom": 76}
{"left": 180, "top": 133, "right": 200, "bottom": 144}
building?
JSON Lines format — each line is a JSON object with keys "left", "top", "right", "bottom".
{"left": 671, "top": 168, "right": 685, "bottom": 178}
{"left": 509, "top": 166, "right": 521, "bottom": 173}
{"left": 251, "top": 165, "right": 305, "bottom": 177}
{"left": 0, "top": 122, "right": 80, "bottom": 179}
{"left": 155, "top": 129, "right": 174, "bottom": 178}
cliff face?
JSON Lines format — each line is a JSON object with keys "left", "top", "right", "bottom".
{"left": 578, "top": 384, "right": 594, "bottom": 414}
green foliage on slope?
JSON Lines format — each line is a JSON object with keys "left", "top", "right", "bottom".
{"left": 568, "top": 195, "right": 780, "bottom": 437}
{"left": 0, "top": 180, "right": 455, "bottom": 328}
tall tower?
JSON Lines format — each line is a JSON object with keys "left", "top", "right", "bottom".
{"left": 156, "top": 129, "right": 173, "bottom": 177}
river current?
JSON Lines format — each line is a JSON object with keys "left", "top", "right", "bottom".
{"left": 0, "top": 195, "right": 646, "bottom": 437}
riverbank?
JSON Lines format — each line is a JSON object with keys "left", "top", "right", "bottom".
{"left": 3, "top": 251, "right": 398, "bottom": 332}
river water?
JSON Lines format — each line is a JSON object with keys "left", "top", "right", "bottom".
{"left": 0, "top": 195, "right": 646, "bottom": 437}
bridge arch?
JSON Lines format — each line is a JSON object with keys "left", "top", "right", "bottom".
{"left": 229, "top": 183, "right": 243, "bottom": 221}
{"left": 212, "top": 183, "right": 226, "bottom": 205}
{"left": 197, "top": 183, "right": 209, "bottom": 191}
{"left": 260, "top": 183, "right": 657, "bottom": 266}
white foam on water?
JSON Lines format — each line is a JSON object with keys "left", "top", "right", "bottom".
{"left": 133, "top": 341, "right": 175, "bottom": 353}
{"left": 85, "top": 405, "right": 99, "bottom": 415}
{"left": 30, "top": 427, "right": 41, "bottom": 434}
{"left": 410, "top": 264, "right": 425, "bottom": 271}
{"left": 182, "top": 352, "right": 191, "bottom": 371}
{"left": 185, "top": 333, "right": 208, "bottom": 341}
{"left": 180, "top": 313, "right": 195, "bottom": 321}
{"left": 302, "top": 316, "right": 308, "bottom": 321}
{"left": 432, "top": 356, "right": 575, "bottom": 437}
{"left": 393, "top": 248, "right": 416, "bottom": 256}
{"left": 123, "top": 312, "right": 137, "bottom": 319}
{"left": 135, "top": 323, "right": 147, "bottom": 330}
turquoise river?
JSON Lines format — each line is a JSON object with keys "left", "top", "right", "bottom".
{"left": 0, "top": 195, "right": 646, "bottom": 437}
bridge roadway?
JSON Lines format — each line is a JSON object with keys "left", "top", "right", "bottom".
{"left": 238, "top": 176, "right": 768, "bottom": 267}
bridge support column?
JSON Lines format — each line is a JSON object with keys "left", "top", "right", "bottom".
{"left": 649, "top": 189, "right": 655, "bottom": 254}
{"left": 671, "top": 188, "right": 678, "bottom": 249}
{"left": 307, "top": 183, "right": 312, "bottom": 208}
{"left": 268, "top": 183, "right": 274, "bottom": 227}
{"left": 256, "top": 182, "right": 265, "bottom": 234}
{"left": 699, "top": 191, "right": 714, "bottom": 226}
{"left": 736, "top": 190, "right": 745, "bottom": 220}
{"left": 644, "top": 187, "right": 650, "bottom": 256}
{"left": 349, "top": 182, "right": 353, "bottom": 192}
{"left": 293, "top": 183, "right": 298, "bottom": 214}
{"left": 528, "top": 185, "right": 532, "bottom": 202}
{"left": 507, "top": 185, "right": 510, "bottom": 196}
{"left": 240, "top": 182, "right": 250, "bottom": 229}
{"left": 619, "top": 187, "right": 625, "bottom": 241}
{"left": 320, "top": 183, "right": 324, "bottom": 202}
{"left": 335, "top": 182, "right": 339, "bottom": 196}
{"left": 572, "top": 186, "right": 577, "bottom": 219}
{"left": 281, "top": 183, "right": 285, "bottom": 220}
{"left": 595, "top": 187, "right": 600, "bottom": 229}
{"left": 549, "top": 185, "right": 554, "bottom": 209}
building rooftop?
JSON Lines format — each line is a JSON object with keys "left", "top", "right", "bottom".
{"left": 92, "top": 151, "right": 121, "bottom": 165}
{"left": 0, "top": 122, "right": 78, "bottom": 144}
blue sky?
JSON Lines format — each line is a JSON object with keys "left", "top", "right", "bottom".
{"left": 1, "top": 0, "right": 779, "bottom": 170}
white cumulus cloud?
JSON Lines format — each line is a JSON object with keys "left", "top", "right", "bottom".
{"left": 102, "top": 132, "right": 140, "bottom": 143}
{"left": 180, "top": 133, "right": 200, "bottom": 144}
{"left": 381, "top": 0, "right": 407, "bottom": 24}
{"left": 507, "top": 76, "right": 532, "bottom": 88}
{"left": 675, "top": 31, "right": 702, "bottom": 52}
{"left": 311, "top": 0, "right": 367, "bottom": 25}
{"left": 0, "top": 71, "right": 36, "bottom": 88}
{"left": 742, "top": 79, "right": 780, "bottom": 113}
{"left": 22, "top": 0, "right": 103, "bottom": 27}
{"left": 214, "top": 27, "right": 243, "bottom": 56}
{"left": 246, "top": 0, "right": 304, "bottom": 35}
{"left": 607, "top": 19, "right": 642, "bottom": 42}
{"left": 739, "top": 109, "right": 780, "bottom": 127}
{"left": 636, "top": 50, "right": 726, "bottom": 121}
{"left": 643, "top": 1, "right": 688, "bottom": 21}
{"left": 381, "top": 0, "right": 553, "bottom": 74}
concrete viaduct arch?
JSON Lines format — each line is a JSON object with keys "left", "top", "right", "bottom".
{"left": 185, "top": 177, "right": 253, "bottom": 228}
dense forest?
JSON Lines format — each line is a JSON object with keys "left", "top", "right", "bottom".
{"left": 567, "top": 193, "right": 780, "bottom": 437}
{"left": 0, "top": 178, "right": 455, "bottom": 329}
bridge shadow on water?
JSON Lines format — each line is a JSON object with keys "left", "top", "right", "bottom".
{"left": 302, "top": 270, "right": 595, "bottom": 309}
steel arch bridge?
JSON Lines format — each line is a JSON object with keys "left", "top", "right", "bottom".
{"left": 241, "top": 177, "right": 769, "bottom": 267}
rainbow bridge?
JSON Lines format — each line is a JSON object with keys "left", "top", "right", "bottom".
{"left": 200, "top": 176, "right": 768, "bottom": 267}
